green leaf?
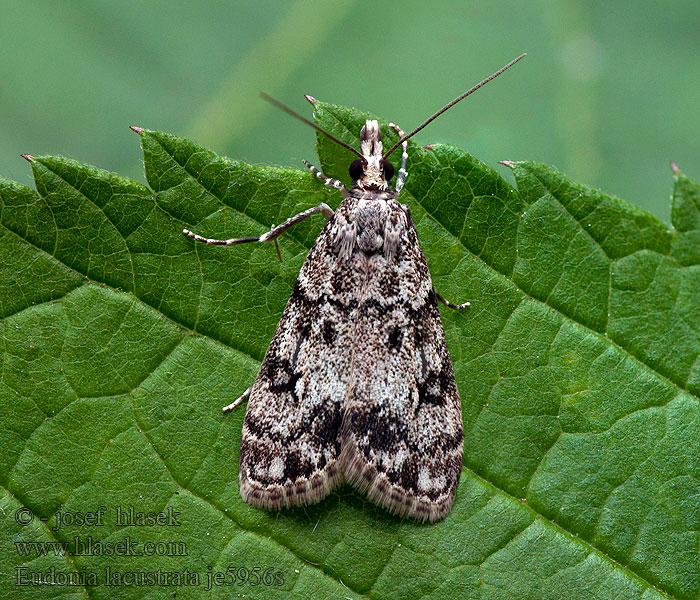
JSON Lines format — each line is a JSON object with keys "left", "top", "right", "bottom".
{"left": 1, "top": 103, "right": 699, "bottom": 599}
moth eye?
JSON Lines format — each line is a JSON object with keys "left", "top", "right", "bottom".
{"left": 381, "top": 160, "right": 395, "bottom": 181}
{"left": 349, "top": 159, "right": 365, "bottom": 180}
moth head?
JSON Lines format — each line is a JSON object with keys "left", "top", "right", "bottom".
{"left": 349, "top": 120, "right": 394, "bottom": 191}
{"left": 260, "top": 54, "right": 527, "bottom": 197}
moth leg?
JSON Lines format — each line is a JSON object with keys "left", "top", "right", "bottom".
{"left": 302, "top": 160, "right": 347, "bottom": 191}
{"left": 222, "top": 385, "right": 252, "bottom": 413}
{"left": 183, "top": 202, "right": 334, "bottom": 246}
{"left": 389, "top": 123, "right": 408, "bottom": 192}
{"left": 435, "top": 291, "right": 470, "bottom": 310}
{"left": 269, "top": 224, "right": 283, "bottom": 262}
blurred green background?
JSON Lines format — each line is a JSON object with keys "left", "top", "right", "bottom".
{"left": 1, "top": 0, "right": 698, "bottom": 222}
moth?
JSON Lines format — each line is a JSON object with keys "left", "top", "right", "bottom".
{"left": 184, "top": 54, "right": 525, "bottom": 522}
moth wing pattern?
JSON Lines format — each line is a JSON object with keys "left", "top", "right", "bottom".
{"left": 340, "top": 199, "right": 464, "bottom": 522}
{"left": 240, "top": 188, "right": 464, "bottom": 520}
{"left": 239, "top": 209, "right": 363, "bottom": 510}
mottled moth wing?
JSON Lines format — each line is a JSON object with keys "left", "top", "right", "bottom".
{"left": 340, "top": 198, "right": 464, "bottom": 523}
{"left": 240, "top": 193, "right": 463, "bottom": 521}
{"left": 239, "top": 212, "right": 362, "bottom": 510}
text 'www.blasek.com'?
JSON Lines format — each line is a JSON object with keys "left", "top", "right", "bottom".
{"left": 12, "top": 506, "right": 286, "bottom": 590}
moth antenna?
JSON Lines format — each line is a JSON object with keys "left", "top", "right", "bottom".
{"left": 260, "top": 92, "right": 364, "bottom": 159}
{"left": 383, "top": 53, "right": 527, "bottom": 159}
